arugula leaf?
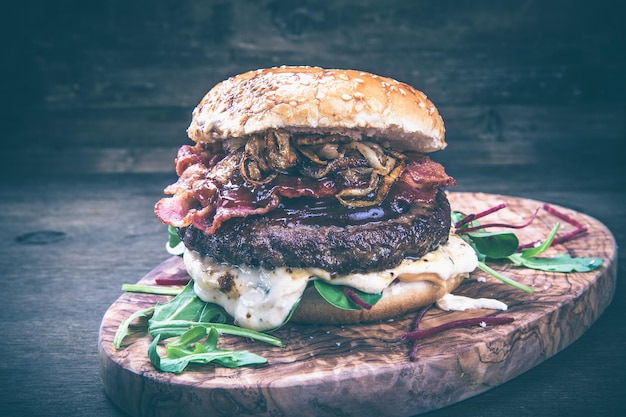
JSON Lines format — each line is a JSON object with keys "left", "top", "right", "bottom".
{"left": 115, "top": 278, "right": 282, "bottom": 370}
{"left": 477, "top": 262, "right": 535, "bottom": 293}
{"left": 148, "top": 320, "right": 283, "bottom": 347}
{"left": 113, "top": 306, "right": 154, "bottom": 349}
{"left": 148, "top": 327, "right": 268, "bottom": 373}
{"left": 509, "top": 253, "right": 604, "bottom": 272}
{"left": 121, "top": 284, "right": 182, "bottom": 296}
{"left": 150, "top": 281, "right": 226, "bottom": 323}
{"left": 313, "top": 279, "right": 382, "bottom": 310}
{"left": 519, "top": 223, "right": 560, "bottom": 258}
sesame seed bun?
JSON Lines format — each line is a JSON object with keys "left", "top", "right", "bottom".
{"left": 187, "top": 66, "right": 446, "bottom": 153}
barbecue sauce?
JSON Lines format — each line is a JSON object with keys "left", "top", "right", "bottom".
{"left": 216, "top": 170, "right": 407, "bottom": 227}
{"left": 265, "top": 197, "right": 405, "bottom": 227}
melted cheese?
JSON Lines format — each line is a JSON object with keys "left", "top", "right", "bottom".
{"left": 186, "top": 234, "right": 478, "bottom": 331}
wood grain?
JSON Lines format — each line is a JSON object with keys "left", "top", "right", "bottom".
{"left": 98, "top": 193, "right": 617, "bottom": 417}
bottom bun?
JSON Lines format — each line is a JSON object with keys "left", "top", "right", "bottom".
{"left": 291, "top": 273, "right": 467, "bottom": 324}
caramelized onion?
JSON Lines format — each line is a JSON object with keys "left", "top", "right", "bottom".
{"left": 294, "top": 134, "right": 352, "bottom": 146}
{"left": 241, "top": 136, "right": 276, "bottom": 185}
{"left": 337, "top": 170, "right": 380, "bottom": 198}
{"left": 298, "top": 146, "right": 328, "bottom": 165}
{"left": 238, "top": 131, "right": 408, "bottom": 207}
{"left": 211, "top": 151, "right": 242, "bottom": 184}
{"left": 337, "top": 158, "right": 406, "bottom": 207}
{"left": 266, "top": 129, "right": 298, "bottom": 172}
{"left": 342, "top": 141, "right": 396, "bottom": 175}
{"left": 299, "top": 157, "right": 369, "bottom": 179}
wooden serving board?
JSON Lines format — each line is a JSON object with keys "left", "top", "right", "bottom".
{"left": 99, "top": 193, "right": 617, "bottom": 417}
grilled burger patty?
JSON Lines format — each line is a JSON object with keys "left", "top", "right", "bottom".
{"left": 178, "top": 189, "right": 451, "bottom": 275}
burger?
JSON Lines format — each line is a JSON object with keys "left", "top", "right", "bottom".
{"left": 154, "top": 66, "right": 478, "bottom": 331}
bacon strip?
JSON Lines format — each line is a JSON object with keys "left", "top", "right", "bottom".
{"left": 154, "top": 144, "right": 455, "bottom": 235}
{"left": 390, "top": 153, "right": 456, "bottom": 204}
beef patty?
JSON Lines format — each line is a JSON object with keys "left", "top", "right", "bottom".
{"left": 179, "top": 190, "right": 451, "bottom": 275}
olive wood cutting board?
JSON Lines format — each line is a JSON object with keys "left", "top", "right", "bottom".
{"left": 99, "top": 192, "right": 617, "bottom": 417}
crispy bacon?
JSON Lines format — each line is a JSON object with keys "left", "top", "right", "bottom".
{"left": 390, "top": 153, "right": 456, "bottom": 204}
{"left": 154, "top": 143, "right": 455, "bottom": 235}
{"left": 154, "top": 191, "right": 197, "bottom": 226}
{"left": 174, "top": 144, "right": 221, "bottom": 176}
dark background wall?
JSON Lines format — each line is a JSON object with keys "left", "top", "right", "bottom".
{"left": 1, "top": 0, "right": 624, "bottom": 179}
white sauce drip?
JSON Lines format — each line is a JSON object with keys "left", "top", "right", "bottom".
{"left": 436, "top": 293, "right": 508, "bottom": 311}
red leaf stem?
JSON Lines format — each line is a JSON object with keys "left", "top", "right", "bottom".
{"left": 519, "top": 228, "right": 587, "bottom": 249}
{"left": 344, "top": 288, "right": 373, "bottom": 310}
{"left": 155, "top": 276, "right": 191, "bottom": 286}
{"left": 401, "top": 316, "right": 514, "bottom": 342}
{"left": 458, "top": 207, "right": 539, "bottom": 234}
{"left": 542, "top": 204, "right": 585, "bottom": 229}
{"left": 409, "top": 305, "right": 432, "bottom": 361}
{"left": 518, "top": 204, "right": 587, "bottom": 249}
{"left": 454, "top": 203, "right": 507, "bottom": 228}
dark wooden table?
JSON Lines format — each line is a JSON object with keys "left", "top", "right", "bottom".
{"left": 1, "top": 1, "right": 624, "bottom": 416}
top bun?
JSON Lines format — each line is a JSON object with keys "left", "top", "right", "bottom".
{"left": 187, "top": 66, "right": 446, "bottom": 152}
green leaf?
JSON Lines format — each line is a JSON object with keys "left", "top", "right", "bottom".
{"left": 313, "top": 279, "right": 382, "bottom": 311}
{"left": 148, "top": 334, "right": 163, "bottom": 369}
{"left": 118, "top": 276, "right": 283, "bottom": 371}
{"left": 211, "top": 350, "right": 268, "bottom": 368}
{"left": 168, "top": 325, "right": 207, "bottom": 348}
{"left": 150, "top": 281, "right": 226, "bottom": 324}
{"left": 148, "top": 326, "right": 268, "bottom": 373}
{"left": 519, "top": 223, "right": 560, "bottom": 258}
{"left": 468, "top": 231, "right": 519, "bottom": 259}
{"left": 478, "top": 262, "right": 535, "bottom": 293}
{"left": 168, "top": 225, "right": 181, "bottom": 248}
{"left": 148, "top": 320, "right": 283, "bottom": 347}
{"left": 198, "top": 302, "right": 227, "bottom": 324}
{"left": 113, "top": 307, "right": 154, "bottom": 349}
{"left": 509, "top": 253, "right": 604, "bottom": 272}
{"left": 121, "top": 284, "right": 183, "bottom": 296}
{"left": 204, "top": 326, "right": 219, "bottom": 349}
{"left": 166, "top": 225, "right": 185, "bottom": 256}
